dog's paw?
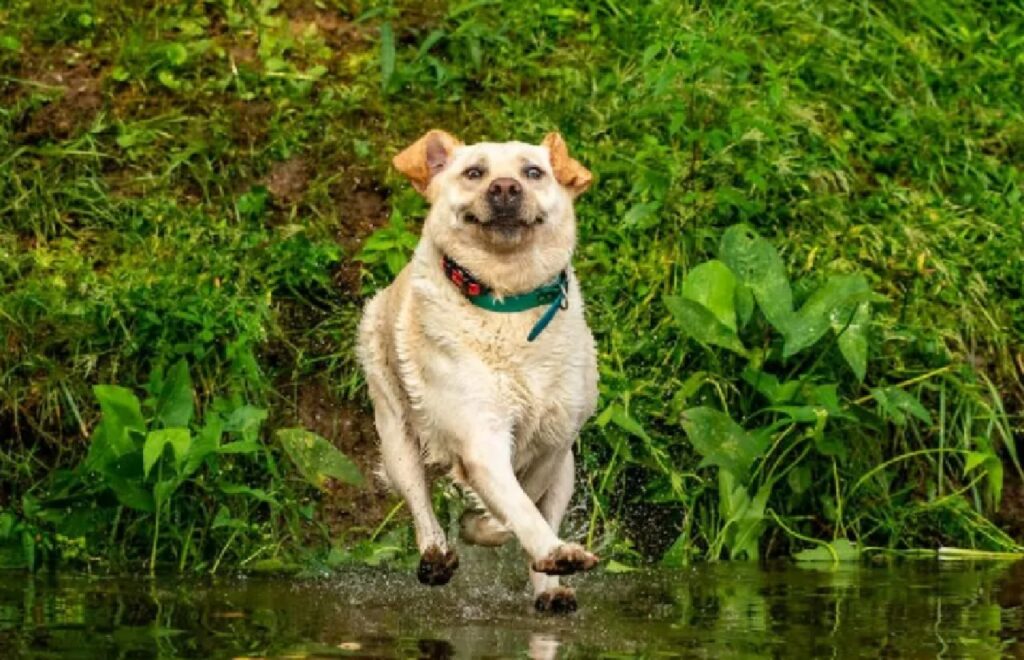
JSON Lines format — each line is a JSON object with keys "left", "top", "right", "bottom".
{"left": 534, "top": 586, "right": 578, "bottom": 614}
{"left": 531, "top": 543, "right": 599, "bottom": 576}
{"left": 416, "top": 545, "right": 459, "bottom": 586}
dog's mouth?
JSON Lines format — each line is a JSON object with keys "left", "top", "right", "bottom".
{"left": 463, "top": 211, "right": 545, "bottom": 229}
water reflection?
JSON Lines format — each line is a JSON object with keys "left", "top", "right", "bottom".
{"left": 0, "top": 560, "right": 1021, "bottom": 658}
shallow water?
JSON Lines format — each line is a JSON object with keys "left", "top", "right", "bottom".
{"left": 1, "top": 558, "right": 1022, "bottom": 659}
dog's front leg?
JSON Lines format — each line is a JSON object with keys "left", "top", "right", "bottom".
{"left": 526, "top": 449, "right": 582, "bottom": 612}
{"left": 376, "top": 408, "right": 458, "bottom": 586}
{"left": 458, "top": 431, "right": 597, "bottom": 577}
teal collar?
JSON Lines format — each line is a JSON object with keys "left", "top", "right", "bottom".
{"left": 441, "top": 255, "right": 569, "bottom": 342}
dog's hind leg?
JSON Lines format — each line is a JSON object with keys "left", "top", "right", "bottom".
{"left": 459, "top": 495, "right": 513, "bottom": 547}
{"left": 376, "top": 407, "right": 458, "bottom": 585}
{"left": 528, "top": 449, "right": 582, "bottom": 613}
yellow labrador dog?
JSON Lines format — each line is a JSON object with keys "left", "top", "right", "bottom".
{"left": 357, "top": 130, "right": 599, "bottom": 612}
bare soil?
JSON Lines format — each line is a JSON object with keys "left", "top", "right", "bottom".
{"left": 330, "top": 175, "right": 391, "bottom": 292}
{"left": 10, "top": 48, "right": 104, "bottom": 142}
{"left": 266, "top": 157, "right": 312, "bottom": 208}
{"left": 287, "top": 379, "right": 393, "bottom": 535}
{"left": 229, "top": 99, "right": 275, "bottom": 147}
{"left": 282, "top": 3, "right": 369, "bottom": 50}
{"left": 996, "top": 464, "right": 1024, "bottom": 543}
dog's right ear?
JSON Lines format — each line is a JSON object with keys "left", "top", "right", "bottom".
{"left": 392, "top": 130, "right": 463, "bottom": 197}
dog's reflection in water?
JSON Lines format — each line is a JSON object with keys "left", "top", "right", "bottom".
{"left": 411, "top": 631, "right": 561, "bottom": 659}
{"left": 528, "top": 632, "right": 562, "bottom": 660}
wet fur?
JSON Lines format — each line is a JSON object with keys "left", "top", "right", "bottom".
{"left": 357, "top": 131, "right": 599, "bottom": 605}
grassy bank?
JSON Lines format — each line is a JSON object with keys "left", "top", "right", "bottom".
{"left": 1, "top": 0, "right": 1022, "bottom": 572}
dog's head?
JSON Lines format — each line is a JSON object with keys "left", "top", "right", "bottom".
{"left": 392, "top": 130, "right": 591, "bottom": 257}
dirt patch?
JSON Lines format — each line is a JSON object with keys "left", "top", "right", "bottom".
{"left": 282, "top": 4, "right": 368, "bottom": 50}
{"left": 227, "top": 43, "right": 260, "bottom": 69}
{"left": 388, "top": 0, "right": 448, "bottom": 46}
{"left": 330, "top": 175, "right": 391, "bottom": 292}
{"left": 14, "top": 49, "right": 104, "bottom": 142}
{"left": 995, "top": 462, "right": 1024, "bottom": 543}
{"left": 228, "top": 99, "right": 274, "bottom": 147}
{"left": 286, "top": 379, "right": 393, "bottom": 537}
{"left": 265, "top": 157, "right": 312, "bottom": 208}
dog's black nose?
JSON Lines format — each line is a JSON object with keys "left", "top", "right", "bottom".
{"left": 487, "top": 177, "right": 522, "bottom": 209}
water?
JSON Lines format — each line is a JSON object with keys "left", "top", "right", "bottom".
{"left": 1, "top": 560, "right": 1022, "bottom": 658}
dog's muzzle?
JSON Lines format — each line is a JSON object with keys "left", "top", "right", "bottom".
{"left": 486, "top": 177, "right": 523, "bottom": 214}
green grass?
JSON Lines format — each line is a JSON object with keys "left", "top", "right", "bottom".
{"left": 0, "top": 0, "right": 1022, "bottom": 570}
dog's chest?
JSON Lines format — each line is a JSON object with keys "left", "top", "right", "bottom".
{"left": 414, "top": 288, "right": 592, "bottom": 431}
{"left": 464, "top": 311, "right": 581, "bottom": 404}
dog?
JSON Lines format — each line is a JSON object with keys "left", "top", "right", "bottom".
{"left": 357, "top": 130, "right": 599, "bottom": 612}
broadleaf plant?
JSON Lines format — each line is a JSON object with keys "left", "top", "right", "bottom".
{"left": 661, "top": 225, "right": 998, "bottom": 561}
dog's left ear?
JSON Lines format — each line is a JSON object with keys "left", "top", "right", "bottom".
{"left": 393, "top": 129, "right": 463, "bottom": 197}
{"left": 542, "top": 132, "right": 592, "bottom": 198}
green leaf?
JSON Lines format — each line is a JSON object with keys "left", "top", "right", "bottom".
{"left": 794, "top": 539, "right": 861, "bottom": 562}
{"left": 143, "top": 429, "right": 192, "bottom": 478}
{"left": 164, "top": 43, "right": 189, "bottom": 67}
{"left": 623, "top": 201, "right": 659, "bottom": 227}
{"left": 809, "top": 384, "right": 847, "bottom": 418}
{"left": 0, "top": 34, "right": 22, "bottom": 52}
{"left": 22, "top": 531, "right": 35, "bottom": 572}
{"left": 156, "top": 69, "right": 180, "bottom": 90}
{"left": 277, "top": 429, "right": 364, "bottom": 489}
{"left": 787, "top": 464, "right": 811, "bottom": 494}
{"left": 219, "top": 483, "right": 279, "bottom": 506}
{"left": 660, "top": 532, "right": 691, "bottom": 568}
{"left": 236, "top": 186, "right": 269, "bottom": 219}
{"left": 212, "top": 505, "right": 248, "bottom": 530}
{"left": 153, "top": 479, "right": 181, "bottom": 506}
{"left": 104, "top": 473, "right": 155, "bottom": 512}
{"left": 964, "top": 450, "right": 1004, "bottom": 510}
{"left": 735, "top": 284, "right": 755, "bottom": 328}
{"left": 767, "top": 405, "right": 827, "bottom": 424}
{"left": 92, "top": 385, "right": 146, "bottom": 456}
{"left": 740, "top": 368, "right": 800, "bottom": 404}
{"left": 717, "top": 470, "right": 770, "bottom": 560}
{"left": 782, "top": 274, "right": 870, "bottom": 358}
{"left": 681, "top": 260, "right": 738, "bottom": 331}
{"left": 386, "top": 249, "right": 407, "bottom": 276}
{"left": 609, "top": 405, "right": 652, "bottom": 442}
{"left": 871, "top": 387, "right": 933, "bottom": 426}
{"left": 813, "top": 434, "right": 848, "bottom": 460}
{"left": 835, "top": 302, "right": 870, "bottom": 381}
{"left": 224, "top": 405, "right": 267, "bottom": 438}
{"left": 247, "top": 558, "right": 301, "bottom": 574}
{"left": 719, "top": 224, "right": 793, "bottom": 331}
{"left": 604, "top": 559, "right": 639, "bottom": 573}
{"left": 681, "top": 408, "right": 768, "bottom": 480}
{"left": 154, "top": 359, "right": 194, "bottom": 428}
{"left": 984, "top": 458, "right": 1004, "bottom": 511}
{"left": 379, "top": 22, "right": 395, "bottom": 89}
{"left": 181, "top": 418, "right": 221, "bottom": 477}
{"left": 664, "top": 295, "right": 747, "bottom": 356}
{"left": 217, "top": 440, "right": 262, "bottom": 454}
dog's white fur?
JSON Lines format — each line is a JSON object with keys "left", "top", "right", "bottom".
{"left": 357, "top": 130, "right": 599, "bottom": 604}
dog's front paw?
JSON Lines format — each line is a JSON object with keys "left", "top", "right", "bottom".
{"left": 417, "top": 545, "right": 459, "bottom": 586}
{"left": 531, "top": 543, "right": 599, "bottom": 576}
{"left": 535, "top": 586, "right": 577, "bottom": 614}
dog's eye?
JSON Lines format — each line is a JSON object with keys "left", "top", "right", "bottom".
{"left": 463, "top": 166, "right": 485, "bottom": 180}
{"left": 524, "top": 166, "right": 544, "bottom": 180}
